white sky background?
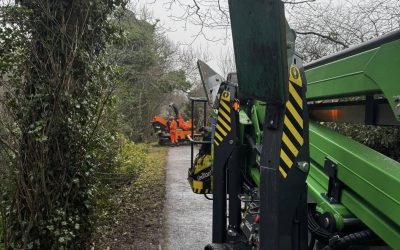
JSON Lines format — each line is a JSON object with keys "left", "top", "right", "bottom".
{"left": 133, "top": 0, "right": 354, "bottom": 77}
{"left": 133, "top": 0, "right": 333, "bottom": 76}
{"left": 136, "top": 0, "right": 234, "bottom": 76}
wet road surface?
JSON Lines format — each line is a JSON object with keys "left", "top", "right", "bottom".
{"left": 162, "top": 146, "right": 212, "bottom": 250}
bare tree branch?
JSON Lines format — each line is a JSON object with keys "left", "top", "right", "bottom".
{"left": 296, "top": 31, "right": 349, "bottom": 48}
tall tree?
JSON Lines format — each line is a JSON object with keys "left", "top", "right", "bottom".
{"left": 0, "top": 0, "right": 126, "bottom": 248}
{"left": 110, "top": 10, "right": 191, "bottom": 141}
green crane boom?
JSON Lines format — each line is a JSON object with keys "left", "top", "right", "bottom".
{"left": 305, "top": 29, "right": 400, "bottom": 248}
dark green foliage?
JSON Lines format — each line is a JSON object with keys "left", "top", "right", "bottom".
{"left": 0, "top": 0, "right": 126, "bottom": 249}
{"left": 325, "top": 123, "right": 400, "bottom": 162}
{"left": 109, "top": 10, "right": 191, "bottom": 141}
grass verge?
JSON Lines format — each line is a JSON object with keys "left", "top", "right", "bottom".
{"left": 91, "top": 143, "right": 168, "bottom": 249}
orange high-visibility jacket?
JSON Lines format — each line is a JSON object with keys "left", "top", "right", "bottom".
{"left": 169, "top": 120, "right": 177, "bottom": 131}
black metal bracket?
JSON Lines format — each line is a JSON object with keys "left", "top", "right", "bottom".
{"left": 365, "top": 95, "right": 376, "bottom": 125}
{"left": 265, "top": 105, "right": 281, "bottom": 129}
{"left": 323, "top": 158, "right": 342, "bottom": 204}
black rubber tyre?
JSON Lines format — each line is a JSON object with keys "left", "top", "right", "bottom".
{"left": 204, "top": 244, "right": 227, "bottom": 250}
{"left": 158, "top": 136, "right": 170, "bottom": 146}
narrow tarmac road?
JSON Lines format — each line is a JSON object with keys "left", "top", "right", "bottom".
{"left": 162, "top": 146, "right": 212, "bottom": 250}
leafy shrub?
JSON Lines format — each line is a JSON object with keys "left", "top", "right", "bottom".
{"left": 90, "top": 136, "right": 149, "bottom": 244}
{"left": 117, "top": 136, "right": 148, "bottom": 173}
{"left": 0, "top": 0, "right": 127, "bottom": 249}
{"left": 325, "top": 122, "right": 400, "bottom": 162}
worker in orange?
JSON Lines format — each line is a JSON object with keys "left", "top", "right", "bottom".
{"left": 169, "top": 116, "right": 178, "bottom": 145}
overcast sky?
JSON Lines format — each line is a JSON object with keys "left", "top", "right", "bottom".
{"left": 138, "top": 0, "right": 234, "bottom": 75}
{"left": 135, "top": 0, "right": 348, "bottom": 76}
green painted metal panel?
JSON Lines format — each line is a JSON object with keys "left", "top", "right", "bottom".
{"left": 341, "top": 189, "right": 400, "bottom": 248}
{"left": 307, "top": 163, "right": 351, "bottom": 230}
{"left": 308, "top": 164, "right": 400, "bottom": 247}
{"left": 306, "top": 50, "right": 379, "bottom": 98}
{"left": 254, "top": 101, "right": 266, "bottom": 123}
{"left": 242, "top": 103, "right": 400, "bottom": 246}
{"left": 251, "top": 101, "right": 266, "bottom": 144}
{"left": 308, "top": 122, "right": 400, "bottom": 247}
{"left": 228, "top": 0, "right": 288, "bottom": 103}
{"left": 250, "top": 167, "right": 260, "bottom": 186}
{"left": 305, "top": 39, "right": 400, "bottom": 120}
{"left": 365, "top": 41, "right": 400, "bottom": 121}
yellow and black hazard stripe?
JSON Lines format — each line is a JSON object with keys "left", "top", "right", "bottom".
{"left": 279, "top": 65, "right": 304, "bottom": 179}
{"left": 191, "top": 179, "right": 211, "bottom": 194}
{"left": 214, "top": 90, "right": 232, "bottom": 146}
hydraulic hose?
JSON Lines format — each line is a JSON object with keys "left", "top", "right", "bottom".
{"left": 307, "top": 210, "right": 332, "bottom": 244}
{"left": 321, "top": 230, "right": 378, "bottom": 250}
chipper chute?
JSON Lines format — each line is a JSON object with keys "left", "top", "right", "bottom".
{"left": 198, "top": 60, "right": 225, "bottom": 106}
